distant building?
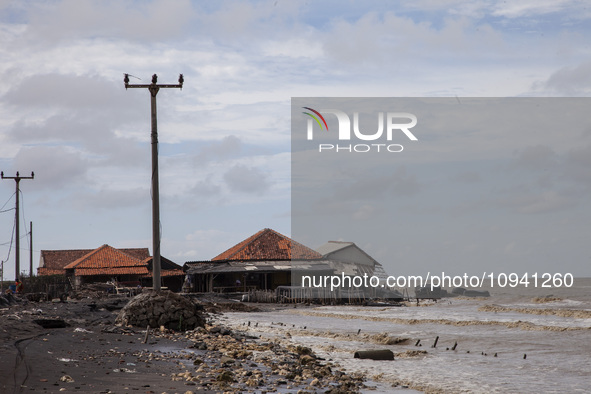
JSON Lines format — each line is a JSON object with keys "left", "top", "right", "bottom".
{"left": 38, "top": 247, "right": 149, "bottom": 276}
{"left": 316, "top": 241, "right": 403, "bottom": 299}
{"left": 184, "top": 228, "right": 333, "bottom": 293}
{"left": 38, "top": 244, "right": 184, "bottom": 291}
{"left": 316, "top": 241, "right": 378, "bottom": 276}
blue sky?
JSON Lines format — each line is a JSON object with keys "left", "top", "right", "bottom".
{"left": 0, "top": 0, "right": 590, "bottom": 280}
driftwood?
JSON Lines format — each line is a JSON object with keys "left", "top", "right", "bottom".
{"left": 353, "top": 349, "right": 394, "bottom": 360}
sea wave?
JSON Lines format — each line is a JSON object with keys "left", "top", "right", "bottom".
{"left": 478, "top": 304, "right": 591, "bottom": 319}
{"left": 294, "top": 310, "right": 589, "bottom": 331}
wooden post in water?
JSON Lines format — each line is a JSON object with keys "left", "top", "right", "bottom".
{"left": 432, "top": 336, "right": 439, "bottom": 348}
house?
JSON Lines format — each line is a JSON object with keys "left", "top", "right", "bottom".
{"left": 316, "top": 241, "right": 403, "bottom": 299}
{"left": 184, "top": 228, "right": 334, "bottom": 293}
{"left": 38, "top": 247, "right": 149, "bottom": 276}
{"left": 63, "top": 244, "right": 150, "bottom": 287}
{"left": 38, "top": 245, "right": 184, "bottom": 291}
{"left": 316, "top": 241, "right": 378, "bottom": 277}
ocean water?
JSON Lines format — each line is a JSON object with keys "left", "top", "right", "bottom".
{"left": 219, "top": 278, "right": 591, "bottom": 393}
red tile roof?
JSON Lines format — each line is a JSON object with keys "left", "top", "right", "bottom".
{"left": 75, "top": 267, "right": 149, "bottom": 276}
{"left": 212, "top": 228, "right": 322, "bottom": 261}
{"left": 39, "top": 245, "right": 181, "bottom": 278}
{"left": 37, "top": 268, "right": 69, "bottom": 276}
{"left": 62, "top": 245, "right": 150, "bottom": 276}
{"left": 38, "top": 247, "right": 150, "bottom": 275}
{"left": 143, "top": 269, "right": 184, "bottom": 278}
{"left": 141, "top": 256, "right": 184, "bottom": 277}
{"left": 64, "top": 245, "right": 146, "bottom": 270}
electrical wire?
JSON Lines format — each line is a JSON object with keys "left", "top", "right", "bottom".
{"left": 2, "top": 215, "right": 16, "bottom": 265}
{"left": 20, "top": 190, "right": 30, "bottom": 250}
{"left": 0, "top": 192, "right": 16, "bottom": 213}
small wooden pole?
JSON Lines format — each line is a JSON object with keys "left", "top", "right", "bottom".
{"left": 432, "top": 336, "right": 439, "bottom": 348}
{"left": 143, "top": 325, "right": 150, "bottom": 344}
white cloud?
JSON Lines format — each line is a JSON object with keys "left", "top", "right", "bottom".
{"left": 542, "top": 61, "right": 591, "bottom": 95}
{"left": 223, "top": 164, "right": 270, "bottom": 194}
{"left": 491, "top": 0, "right": 578, "bottom": 18}
{"left": 24, "top": 0, "right": 195, "bottom": 44}
{"left": 10, "top": 145, "right": 88, "bottom": 189}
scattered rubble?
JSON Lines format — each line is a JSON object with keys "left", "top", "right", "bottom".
{"left": 165, "top": 325, "right": 367, "bottom": 392}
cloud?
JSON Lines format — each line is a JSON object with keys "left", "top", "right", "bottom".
{"left": 353, "top": 204, "right": 376, "bottom": 220}
{"left": 192, "top": 135, "right": 244, "bottom": 166}
{"left": 491, "top": 0, "right": 579, "bottom": 18}
{"left": 188, "top": 178, "right": 223, "bottom": 201}
{"left": 3, "top": 73, "right": 131, "bottom": 109}
{"left": 497, "top": 190, "right": 576, "bottom": 214}
{"left": 542, "top": 61, "right": 591, "bottom": 95}
{"left": 451, "top": 171, "right": 481, "bottom": 184}
{"left": 512, "top": 144, "right": 557, "bottom": 171}
{"left": 336, "top": 166, "right": 421, "bottom": 201}
{"left": 563, "top": 143, "right": 591, "bottom": 185}
{"left": 320, "top": 10, "right": 503, "bottom": 67}
{"left": 10, "top": 146, "right": 88, "bottom": 189}
{"left": 23, "top": 0, "right": 195, "bottom": 44}
{"left": 2, "top": 73, "right": 147, "bottom": 167}
{"left": 70, "top": 187, "right": 149, "bottom": 211}
{"left": 223, "top": 164, "right": 270, "bottom": 194}
{"left": 178, "top": 228, "right": 236, "bottom": 260}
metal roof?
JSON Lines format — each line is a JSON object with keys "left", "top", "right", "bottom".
{"left": 316, "top": 241, "right": 379, "bottom": 266}
{"left": 186, "top": 260, "right": 335, "bottom": 275}
{"left": 315, "top": 241, "right": 354, "bottom": 256}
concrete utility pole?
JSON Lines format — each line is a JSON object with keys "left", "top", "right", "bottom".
{"left": 1, "top": 171, "right": 34, "bottom": 281}
{"left": 29, "top": 221, "right": 33, "bottom": 277}
{"left": 124, "top": 73, "right": 183, "bottom": 291}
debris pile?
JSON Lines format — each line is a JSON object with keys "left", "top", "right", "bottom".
{"left": 166, "top": 326, "right": 367, "bottom": 392}
{"left": 116, "top": 290, "right": 205, "bottom": 331}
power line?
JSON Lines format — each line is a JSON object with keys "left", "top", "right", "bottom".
{"left": 20, "top": 190, "right": 30, "bottom": 250}
{"left": 2, "top": 215, "right": 15, "bottom": 266}
{"left": 0, "top": 171, "right": 34, "bottom": 280}
{"left": 0, "top": 191, "right": 16, "bottom": 213}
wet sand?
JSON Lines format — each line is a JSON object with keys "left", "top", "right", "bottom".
{"left": 1, "top": 297, "right": 206, "bottom": 393}
{"left": 0, "top": 295, "right": 372, "bottom": 394}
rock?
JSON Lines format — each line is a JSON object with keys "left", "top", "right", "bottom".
{"left": 294, "top": 345, "right": 313, "bottom": 355}
{"left": 299, "top": 355, "right": 316, "bottom": 365}
{"left": 216, "top": 371, "right": 234, "bottom": 382}
{"left": 208, "top": 325, "right": 223, "bottom": 334}
{"left": 60, "top": 375, "right": 74, "bottom": 383}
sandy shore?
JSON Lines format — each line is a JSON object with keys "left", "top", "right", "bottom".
{"left": 0, "top": 294, "right": 372, "bottom": 394}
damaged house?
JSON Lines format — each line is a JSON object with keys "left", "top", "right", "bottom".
{"left": 184, "top": 228, "right": 334, "bottom": 293}
{"left": 316, "top": 241, "right": 404, "bottom": 300}
{"left": 38, "top": 244, "right": 184, "bottom": 291}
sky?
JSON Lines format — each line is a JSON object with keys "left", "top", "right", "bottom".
{"left": 291, "top": 98, "right": 591, "bottom": 277}
{"left": 0, "top": 0, "right": 590, "bottom": 280}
